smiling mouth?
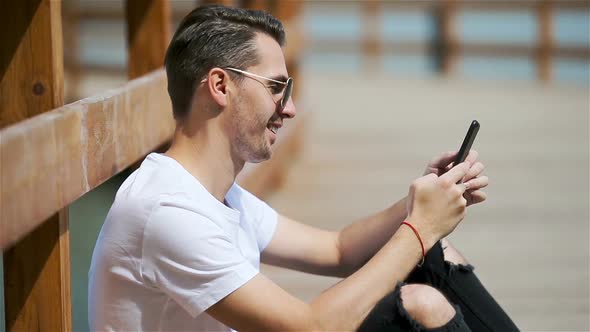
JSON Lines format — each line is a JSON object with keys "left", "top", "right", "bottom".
{"left": 267, "top": 122, "right": 281, "bottom": 134}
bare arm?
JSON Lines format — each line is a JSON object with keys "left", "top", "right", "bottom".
{"left": 207, "top": 163, "right": 472, "bottom": 331}
{"left": 337, "top": 196, "right": 408, "bottom": 276}
{"left": 260, "top": 198, "right": 408, "bottom": 278}
{"left": 208, "top": 225, "right": 424, "bottom": 331}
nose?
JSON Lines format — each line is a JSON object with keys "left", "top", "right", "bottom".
{"left": 279, "top": 98, "right": 296, "bottom": 119}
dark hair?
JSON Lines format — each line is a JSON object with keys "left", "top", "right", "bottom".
{"left": 164, "top": 5, "right": 285, "bottom": 119}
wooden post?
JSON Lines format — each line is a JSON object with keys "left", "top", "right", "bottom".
{"left": 125, "top": 0, "right": 171, "bottom": 79}
{"left": 125, "top": 0, "right": 172, "bottom": 160}
{"left": 62, "top": 1, "right": 82, "bottom": 102}
{"left": 537, "top": 0, "right": 553, "bottom": 81}
{"left": 439, "top": 0, "right": 457, "bottom": 76}
{"left": 0, "top": 0, "right": 71, "bottom": 331}
{"left": 362, "top": 0, "right": 381, "bottom": 72}
{"left": 241, "top": 0, "right": 268, "bottom": 11}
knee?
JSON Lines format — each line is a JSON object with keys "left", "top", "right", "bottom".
{"left": 441, "top": 238, "right": 470, "bottom": 266}
{"left": 400, "top": 284, "right": 456, "bottom": 329}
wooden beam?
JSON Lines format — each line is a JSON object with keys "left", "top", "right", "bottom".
{"left": 362, "top": 0, "right": 381, "bottom": 71}
{"left": 537, "top": 0, "right": 553, "bottom": 81}
{"left": 0, "top": 66, "right": 308, "bottom": 247}
{"left": 269, "top": 0, "right": 301, "bottom": 23}
{"left": 240, "top": 0, "right": 268, "bottom": 11}
{"left": 0, "top": 69, "right": 175, "bottom": 250}
{"left": 440, "top": 0, "right": 458, "bottom": 75}
{"left": 125, "top": 0, "right": 171, "bottom": 79}
{"left": 0, "top": 0, "right": 71, "bottom": 331}
{"left": 62, "top": 2, "right": 82, "bottom": 103}
{"left": 0, "top": 0, "right": 64, "bottom": 128}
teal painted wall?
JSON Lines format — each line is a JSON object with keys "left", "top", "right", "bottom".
{"left": 69, "top": 171, "right": 129, "bottom": 332}
{"left": 1, "top": 255, "right": 4, "bottom": 332}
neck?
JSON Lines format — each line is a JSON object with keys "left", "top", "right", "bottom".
{"left": 165, "top": 123, "right": 244, "bottom": 203}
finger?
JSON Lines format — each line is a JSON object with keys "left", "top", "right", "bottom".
{"left": 441, "top": 161, "right": 470, "bottom": 184}
{"left": 465, "top": 150, "right": 479, "bottom": 165}
{"left": 430, "top": 151, "right": 458, "bottom": 168}
{"left": 465, "top": 175, "right": 489, "bottom": 190}
{"left": 459, "top": 182, "right": 470, "bottom": 194}
{"left": 466, "top": 190, "right": 487, "bottom": 205}
{"left": 464, "top": 162, "right": 485, "bottom": 182}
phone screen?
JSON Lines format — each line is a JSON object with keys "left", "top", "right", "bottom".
{"left": 453, "top": 120, "right": 480, "bottom": 166}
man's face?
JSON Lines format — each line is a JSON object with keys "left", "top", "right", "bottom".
{"left": 226, "top": 33, "right": 296, "bottom": 163}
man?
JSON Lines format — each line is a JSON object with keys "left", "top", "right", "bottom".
{"left": 89, "top": 5, "right": 518, "bottom": 331}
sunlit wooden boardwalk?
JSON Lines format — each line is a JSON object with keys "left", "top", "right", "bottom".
{"left": 262, "top": 72, "right": 590, "bottom": 331}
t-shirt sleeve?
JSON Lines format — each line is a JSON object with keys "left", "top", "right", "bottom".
{"left": 255, "top": 197, "right": 278, "bottom": 252}
{"left": 141, "top": 201, "right": 258, "bottom": 318}
{"left": 230, "top": 184, "right": 278, "bottom": 252}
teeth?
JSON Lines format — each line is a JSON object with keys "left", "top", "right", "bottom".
{"left": 268, "top": 124, "right": 278, "bottom": 134}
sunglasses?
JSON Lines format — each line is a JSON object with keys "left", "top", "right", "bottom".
{"left": 224, "top": 67, "right": 293, "bottom": 111}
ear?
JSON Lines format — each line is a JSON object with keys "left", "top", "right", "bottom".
{"left": 205, "top": 68, "right": 230, "bottom": 108}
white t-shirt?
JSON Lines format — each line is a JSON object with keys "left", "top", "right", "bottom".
{"left": 88, "top": 153, "right": 278, "bottom": 331}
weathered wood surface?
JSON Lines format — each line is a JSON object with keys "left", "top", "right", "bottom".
{"left": 0, "top": 0, "right": 64, "bottom": 128}
{"left": 0, "top": 70, "right": 174, "bottom": 250}
{"left": 0, "top": 68, "right": 307, "bottom": 250}
{"left": 0, "top": 0, "right": 72, "bottom": 331}
{"left": 263, "top": 73, "right": 589, "bottom": 331}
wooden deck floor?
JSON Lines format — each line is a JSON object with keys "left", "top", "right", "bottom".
{"left": 262, "top": 73, "right": 590, "bottom": 331}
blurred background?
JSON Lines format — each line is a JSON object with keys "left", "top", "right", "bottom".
{"left": 2, "top": 1, "right": 588, "bottom": 331}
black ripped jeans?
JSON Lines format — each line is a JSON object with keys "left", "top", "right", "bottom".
{"left": 357, "top": 242, "right": 519, "bottom": 332}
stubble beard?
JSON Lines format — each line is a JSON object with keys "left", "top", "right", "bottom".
{"left": 232, "top": 102, "right": 272, "bottom": 164}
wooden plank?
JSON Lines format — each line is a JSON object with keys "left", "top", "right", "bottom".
{"left": 240, "top": 0, "right": 268, "bottom": 11}
{"left": 269, "top": 0, "right": 301, "bottom": 23}
{"left": 362, "top": 0, "right": 381, "bottom": 71}
{"left": 537, "top": 0, "right": 553, "bottom": 81}
{"left": 62, "top": 3, "right": 82, "bottom": 103}
{"left": 125, "top": 0, "right": 171, "bottom": 79}
{"left": 0, "top": 0, "right": 71, "bottom": 331}
{"left": 0, "top": 69, "right": 175, "bottom": 250}
{"left": 439, "top": 0, "right": 458, "bottom": 75}
{"left": 0, "top": 67, "right": 307, "bottom": 248}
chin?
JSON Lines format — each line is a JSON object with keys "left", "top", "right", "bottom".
{"left": 235, "top": 137, "right": 272, "bottom": 163}
{"left": 247, "top": 149, "right": 272, "bottom": 163}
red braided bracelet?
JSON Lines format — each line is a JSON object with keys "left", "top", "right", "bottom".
{"left": 401, "top": 221, "right": 425, "bottom": 267}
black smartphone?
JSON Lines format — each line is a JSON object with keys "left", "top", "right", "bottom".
{"left": 453, "top": 120, "right": 480, "bottom": 166}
